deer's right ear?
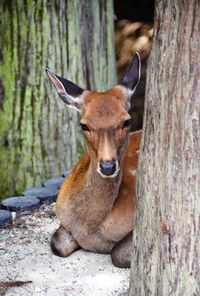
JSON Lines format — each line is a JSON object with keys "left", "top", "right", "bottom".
{"left": 45, "top": 68, "right": 84, "bottom": 112}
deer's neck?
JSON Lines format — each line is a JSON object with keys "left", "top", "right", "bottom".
{"left": 88, "top": 159, "right": 122, "bottom": 200}
{"left": 76, "top": 158, "right": 122, "bottom": 223}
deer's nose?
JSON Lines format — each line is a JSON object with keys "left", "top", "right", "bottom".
{"left": 99, "top": 160, "right": 116, "bottom": 176}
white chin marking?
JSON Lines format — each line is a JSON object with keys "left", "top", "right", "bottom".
{"left": 97, "top": 168, "right": 120, "bottom": 179}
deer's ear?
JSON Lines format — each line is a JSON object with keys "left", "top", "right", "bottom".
{"left": 120, "top": 52, "right": 141, "bottom": 99}
{"left": 45, "top": 68, "right": 84, "bottom": 112}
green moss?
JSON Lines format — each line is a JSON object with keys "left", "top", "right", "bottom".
{"left": 0, "top": 0, "right": 116, "bottom": 200}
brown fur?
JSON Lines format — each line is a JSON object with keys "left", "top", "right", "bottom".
{"left": 50, "top": 85, "right": 142, "bottom": 267}
{"left": 111, "top": 231, "right": 133, "bottom": 268}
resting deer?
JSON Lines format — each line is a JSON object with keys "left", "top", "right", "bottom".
{"left": 46, "top": 53, "right": 141, "bottom": 268}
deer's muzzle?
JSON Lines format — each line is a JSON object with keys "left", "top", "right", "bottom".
{"left": 98, "top": 160, "right": 119, "bottom": 178}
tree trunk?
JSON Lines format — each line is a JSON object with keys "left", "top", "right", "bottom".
{"left": 130, "top": 1, "right": 200, "bottom": 295}
{"left": 0, "top": 0, "right": 116, "bottom": 199}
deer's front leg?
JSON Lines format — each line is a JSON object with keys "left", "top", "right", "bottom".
{"left": 111, "top": 231, "right": 133, "bottom": 268}
{"left": 51, "top": 225, "right": 80, "bottom": 257}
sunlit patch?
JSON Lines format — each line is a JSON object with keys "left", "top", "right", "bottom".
{"left": 129, "top": 169, "right": 136, "bottom": 176}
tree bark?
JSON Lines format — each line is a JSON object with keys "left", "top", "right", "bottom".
{"left": 130, "top": 1, "right": 200, "bottom": 295}
{"left": 0, "top": 0, "right": 116, "bottom": 199}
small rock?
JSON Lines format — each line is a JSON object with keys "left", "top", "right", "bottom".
{"left": 1, "top": 196, "right": 40, "bottom": 214}
{"left": 22, "top": 187, "right": 59, "bottom": 204}
{"left": 42, "top": 177, "right": 65, "bottom": 189}
{"left": 11, "top": 212, "right": 17, "bottom": 220}
{"left": 0, "top": 209, "right": 12, "bottom": 227}
{"left": 62, "top": 169, "right": 71, "bottom": 177}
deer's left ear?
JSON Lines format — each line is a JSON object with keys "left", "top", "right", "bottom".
{"left": 120, "top": 52, "right": 141, "bottom": 100}
{"left": 45, "top": 68, "right": 84, "bottom": 112}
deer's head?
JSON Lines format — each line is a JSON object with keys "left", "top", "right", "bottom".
{"left": 46, "top": 53, "right": 140, "bottom": 178}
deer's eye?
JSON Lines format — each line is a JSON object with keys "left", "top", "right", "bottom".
{"left": 80, "top": 123, "right": 90, "bottom": 132}
{"left": 123, "top": 119, "right": 131, "bottom": 129}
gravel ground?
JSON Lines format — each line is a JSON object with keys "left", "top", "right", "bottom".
{"left": 0, "top": 203, "right": 130, "bottom": 296}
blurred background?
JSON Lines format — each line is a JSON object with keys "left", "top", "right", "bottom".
{"left": 0, "top": 0, "right": 154, "bottom": 200}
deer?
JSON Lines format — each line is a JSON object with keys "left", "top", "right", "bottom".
{"left": 46, "top": 53, "right": 142, "bottom": 268}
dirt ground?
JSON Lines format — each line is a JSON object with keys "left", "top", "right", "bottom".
{"left": 0, "top": 204, "right": 130, "bottom": 296}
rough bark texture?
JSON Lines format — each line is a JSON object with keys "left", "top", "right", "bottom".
{"left": 130, "top": 1, "right": 200, "bottom": 295}
{"left": 0, "top": 0, "right": 116, "bottom": 199}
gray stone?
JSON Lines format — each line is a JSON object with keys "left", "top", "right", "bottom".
{"left": 22, "top": 187, "right": 59, "bottom": 204}
{"left": 1, "top": 196, "right": 40, "bottom": 213}
{"left": 62, "top": 169, "right": 71, "bottom": 177}
{"left": 42, "top": 177, "right": 64, "bottom": 189}
{"left": 0, "top": 209, "right": 12, "bottom": 227}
